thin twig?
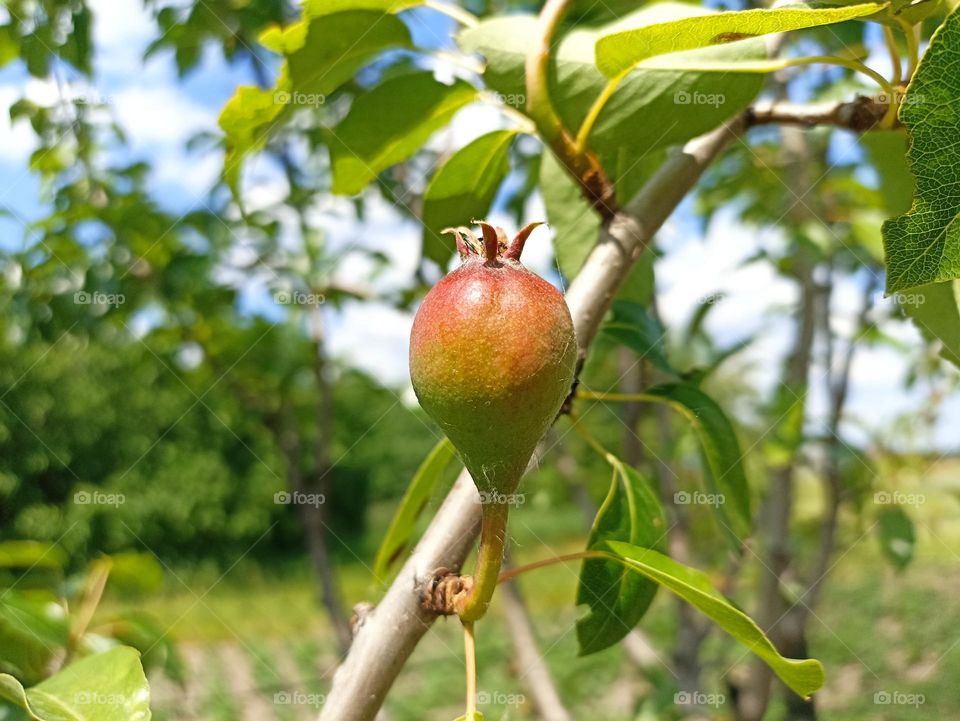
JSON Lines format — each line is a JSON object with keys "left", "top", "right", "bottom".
{"left": 747, "top": 95, "right": 897, "bottom": 132}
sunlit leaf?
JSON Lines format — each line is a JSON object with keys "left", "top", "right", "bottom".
{"left": 0, "top": 646, "right": 151, "bottom": 721}
{"left": 221, "top": 10, "right": 412, "bottom": 196}
{"left": 302, "top": 0, "right": 421, "bottom": 15}
{"left": 272, "top": 12, "right": 412, "bottom": 97}
{"left": 605, "top": 541, "right": 825, "bottom": 698}
{"left": 330, "top": 73, "right": 478, "bottom": 195}
{"left": 218, "top": 86, "right": 287, "bottom": 197}
{"left": 883, "top": 7, "right": 960, "bottom": 292}
{"left": 0, "top": 26, "right": 19, "bottom": 68}
{"left": 460, "top": 4, "right": 765, "bottom": 164}
{"left": 595, "top": 3, "right": 884, "bottom": 77}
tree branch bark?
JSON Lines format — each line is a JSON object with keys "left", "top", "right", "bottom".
{"left": 746, "top": 95, "right": 896, "bottom": 132}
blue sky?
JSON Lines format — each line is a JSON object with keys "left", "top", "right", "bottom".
{"left": 1, "top": 1, "right": 957, "bottom": 452}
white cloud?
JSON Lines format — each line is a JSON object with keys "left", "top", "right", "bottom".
{"left": 105, "top": 85, "right": 219, "bottom": 198}
{"left": 426, "top": 101, "right": 509, "bottom": 153}
{"left": 658, "top": 210, "right": 794, "bottom": 345}
{"left": 111, "top": 86, "right": 214, "bottom": 147}
{"left": 328, "top": 301, "right": 415, "bottom": 388}
{"left": 88, "top": 0, "right": 157, "bottom": 73}
{"left": 153, "top": 150, "right": 222, "bottom": 197}
{"left": 0, "top": 86, "right": 37, "bottom": 164}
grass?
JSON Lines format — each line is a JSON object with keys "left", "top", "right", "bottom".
{"left": 98, "top": 496, "right": 959, "bottom": 720}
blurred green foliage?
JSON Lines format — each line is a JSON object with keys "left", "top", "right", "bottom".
{"left": 0, "top": 332, "right": 437, "bottom": 565}
{"left": 0, "top": 0, "right": 439, "bottom": 571}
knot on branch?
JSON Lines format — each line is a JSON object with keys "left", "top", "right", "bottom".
{"left": 351, "top": 601, "right": 376, "bottom": 636}
{"left": 421, "top": 567, "right": 473, "bottom": 616}
{"left": 839, "top": 94, "right": 893, "bottom": 132}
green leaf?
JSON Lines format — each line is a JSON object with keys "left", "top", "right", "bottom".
{"left": 274, "top": 12, "right": 412, "bottom": 97}
{"left": 0, "top": 592, "right": 69, "bottom": 685}
{"left": 602, "top": 300, "right": 674, "bottom": 376}
{"left": 302, "top": 0, "right": 421, "bottom": 15}
{"left": 460, "top": 4, "right": 765, "bottom": 165}
{"left": 605, "top": 542, "right": 825, "bottom": 698}
{"left": 102, "top": 553, "right": 164, "bottom": 593}
{"left": 861, "top": 130, "right": 914, "bottom": 216}
{"left": 0, "top": 26, "right": 18, "bottom": 69}
{"left": 576, "top": 458, "right": 667, "bottom": 655}
{"left": 329, "top": 73, "right": 478, "bottom": 195}
{"left": 541, "top": 152, "right": 602, "bottom": 280}
{"left": 0, "top": 541, "right": 66, "bottom": 571}
{"left": 903, "top": 281, "right": 960, "bottom": 367}
{"left": 876, "top": 506, "right": 916, "bottom": 570}
{"left": 882, "top": 7, "right": 960, "bottom": 292}
{"left": 0, "top": 646, "right": 151, "bottom": 721}
{"left": 540, "top": 152, "right": 654, "bottom": 299}
{"left": 373, "top": 438, "right": 459, "bottom": 580}
{"left": 218, "top": 86, "right": 287, "bottom": 197}
{"left": 453, "top": 713, "right": 483, "bottom": 721}
{"left": 643, "top": 383, "right": 752, "bottom": 539}
{"left": 595, "top": 3, "right": 884, "bottom": 77}
{"left": 422, "top": 130, "right": 518, "bottom": 267}
{"left": 872, "top": 0, "right": 943, "bottom": 26}
{"left": 220, "top": 10, "right": 412, "bottom": 196}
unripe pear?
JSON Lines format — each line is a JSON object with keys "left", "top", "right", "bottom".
{"left": 410, "top": 222, "right": 577, "bottom": 503}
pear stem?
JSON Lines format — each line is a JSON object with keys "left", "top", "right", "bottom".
{"left": 457, "top": 501, "right": 510, "bottom": 623}
{"left": 463, "top": 620, "right": 478, "bottom": 717}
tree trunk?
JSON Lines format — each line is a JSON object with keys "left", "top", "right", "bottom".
{"left": 736, "top": 124, "right": 819, "bottom": 721}
{"left": 302, "top": 305, "right": 352, "bottom": 654}
{"left": 778, "top": 273, "right": 878, "bottom": 721}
